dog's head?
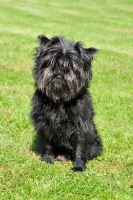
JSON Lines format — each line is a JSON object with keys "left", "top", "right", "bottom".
{"left": 33, "top": 35, "right": 98, "bottom": 102}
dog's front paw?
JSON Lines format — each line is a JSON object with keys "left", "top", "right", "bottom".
{"left": 41, "top": 154, "right": 54, "bottom": 164}
{"left": 72, "top": 160, "right": 86, "bottom": 172}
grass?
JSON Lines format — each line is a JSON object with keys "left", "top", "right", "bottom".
{"left": 0, "top": 0, "right": 133, "bottom": 199}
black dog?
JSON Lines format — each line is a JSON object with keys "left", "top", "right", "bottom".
{"left": 31, "top": 35, "right": 102, "bottom": 171}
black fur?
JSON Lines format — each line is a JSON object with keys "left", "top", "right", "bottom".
{"left": 31, "top": 35, "right": 102, "bottom": 172}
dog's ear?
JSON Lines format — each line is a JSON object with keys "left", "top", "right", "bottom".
{"left": 75, "top": 43, "right": 98, "bottom": 60}
{"left": 74, "top": 42, "right": 85, "bottom": 57}
{"left": 85, "top": 48, "right": 98, "bottom": 60}
{"left": 38, "top": 35, "right": 50, "bottom": 45}
{"left": 35, "top": 35, "right": 50, "bottom": 59}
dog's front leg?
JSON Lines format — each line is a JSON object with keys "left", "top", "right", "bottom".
{"left": 38, "top": 135, "right": 54, "bottom": 164}
{"left": 41, "top": 146, "right": 54, "bottom": 164}
{"left": 72, "top": 144, "right": 87, "bottom": 172}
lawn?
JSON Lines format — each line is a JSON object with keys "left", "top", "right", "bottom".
{"left": 0, "top": 0, "right": 133, "bottom": 199}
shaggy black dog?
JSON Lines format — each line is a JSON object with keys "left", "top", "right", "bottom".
{"left": 31, "top": 35, "right": 102, "bottom": 172}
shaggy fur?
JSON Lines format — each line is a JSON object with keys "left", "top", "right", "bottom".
{"left": 30, "top": 35, "right": 102, "bottom": 171}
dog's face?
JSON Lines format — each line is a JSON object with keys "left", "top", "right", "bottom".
{"left": 33, "top": 36, "right": 98, "bottom": 102}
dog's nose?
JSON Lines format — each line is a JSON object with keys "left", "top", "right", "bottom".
{"left": 55, "top": 66, "right": 64, "bottom": 78}
{"left": 57, "top": 66, "right": 64, "bottom": 74}
{"left": 53, "top": 66, "right": 63, "bottom": 77}
{"left": 58, "top": 66, "right": 61, "bottom": 71}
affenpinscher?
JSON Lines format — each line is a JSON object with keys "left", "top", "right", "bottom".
{"left": 31, "top": 35, "right": 102, "bottom": 172}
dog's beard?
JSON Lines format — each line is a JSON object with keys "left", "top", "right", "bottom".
{"left": 38, "top": 67, "right": 79, "bottom": 102}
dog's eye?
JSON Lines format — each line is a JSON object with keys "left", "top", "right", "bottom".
{"left": 41, "top": 61, "right": 49, "bottom": 68}
{"left": 84, "top": 64, "right": 89, "bottom": 71}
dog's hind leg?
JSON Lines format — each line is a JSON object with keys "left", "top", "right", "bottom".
{"left": 90, "top": 135, "right": 102, "bottom": 159}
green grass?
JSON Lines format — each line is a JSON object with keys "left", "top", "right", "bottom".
{"left": 0, "top": 0, "right": 133, "bottom": 199}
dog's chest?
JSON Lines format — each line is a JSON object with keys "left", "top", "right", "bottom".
{"left": 47, "top": 105, "right": 76, "bottom": 146}
{"left": 50, "top": 105, "right": 70, "bottom": 130}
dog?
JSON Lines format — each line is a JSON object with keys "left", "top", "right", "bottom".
{"left": 30, "top": 35, "right": 102, "bottom": 172}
